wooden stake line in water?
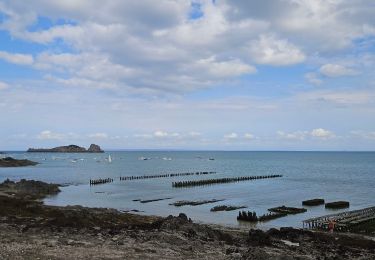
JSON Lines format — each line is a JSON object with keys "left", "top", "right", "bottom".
{"left": 172, "top": 174, "right": 283, "bottom": 188}
{"left": 119, "top": 171, "right": 216, "bottom": 181}
{"left": 90, "top": 178, "right": 114, "bottom": 186}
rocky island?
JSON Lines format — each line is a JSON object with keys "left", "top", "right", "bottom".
{"left": 27, "top": 144, "right": 104, "bottom": 153}
{"left": 0, "top": 157, "right": 38, "bottom": 167}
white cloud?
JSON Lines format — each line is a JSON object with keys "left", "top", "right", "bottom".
{"left": 244, "top": 133, "right": 255, "bottom": 139}
{"left": 311, "top": 128, "right": 335, "bottom": 139}
{"left": 88, "top": 133, "right": 108, "bottom": 139}
{"left": 350, "top": 131, "right": 375, "bottom": 140}
{"left": 0, "top": 51, "right": 34, "bottom": 65}
{"left": 194, "top": 56, "right": 256, "bottom": 78}
{"left": 248, "top": 34, "right": 305, "bottom": 66}
{"left": 224, "top": 133, "right": 238, "bottom": 139}
{"left": 188, "top": 131, "right": 202, "bottom": 137}
{"left": 319, "top": 64, "right": 359, "bottom": 77}
{"left": 277, "top": 129, "right": 335, "bottom": 140}
{"left": 0, "top": 81, "right": 9, "bottom": 90}
{"left": 37, "top": 130, "right": 65, "bottom": 140}
{"left": 153, "top": 130, "right": 170, "bottom": 138}
{"left": 305, "top": 72, "right": 322, "bottom": 86}
{"left": 277, "top": 130, "right": 308, "bottom": 141}
{"left": 296, "top": 90, "right": 375, "bottom": 105}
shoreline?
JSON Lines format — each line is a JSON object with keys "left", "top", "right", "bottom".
{"left": 1, "top": 179, "right": 375, "bottom": 259}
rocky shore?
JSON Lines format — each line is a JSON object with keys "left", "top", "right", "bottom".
{"left": 0, "top": 179, "right": 374, "bottom": 259}
{"left": 0, "top": 157, "right": 38, "bottom": 167}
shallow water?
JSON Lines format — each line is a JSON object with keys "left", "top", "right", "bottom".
{"left": 1, "top": 151, "right": 374, "bottom": 229}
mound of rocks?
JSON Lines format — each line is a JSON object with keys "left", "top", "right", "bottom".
{"left": 0, "top": 157, "right": 38, "bottom": 167}
{"left": 0, "top": 179, "right": 60, "bottom": 199}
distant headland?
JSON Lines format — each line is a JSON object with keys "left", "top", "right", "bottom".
{"left": 27, "top": 144, "right": 104, "bottom": 153}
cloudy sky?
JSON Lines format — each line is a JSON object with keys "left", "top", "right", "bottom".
{"left": 1, "top": 0, "right": 375, "bottom": 150}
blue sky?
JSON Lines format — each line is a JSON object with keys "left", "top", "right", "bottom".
{"left": 0, "top": 0, "right": 375, "bottom": 150}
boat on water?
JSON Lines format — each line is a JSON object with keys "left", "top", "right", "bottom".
{"left": 138, "top": 157, "right": 150, "bottom": 160}
{"left": 108, "top": 154, "right": 112, "bottom": 163}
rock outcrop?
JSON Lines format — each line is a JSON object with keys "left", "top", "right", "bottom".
{"left": 0, "top": 179, "right": 60, "bottom": 199}
{"left": 0, "top": 157, "right": 38, "bottom": 167}
{"left": 27, "top": 144, "right": 104, "bottom": 153}
{"left": 87, "top": 144, "right": 104, "bottom": 153}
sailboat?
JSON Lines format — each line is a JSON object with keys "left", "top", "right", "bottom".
{"left": 108, "top": 154, "right": 112, "bottom": 163}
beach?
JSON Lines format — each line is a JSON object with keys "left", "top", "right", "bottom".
{"left": 1, "top": 179, "right": 375, "bottom": 259}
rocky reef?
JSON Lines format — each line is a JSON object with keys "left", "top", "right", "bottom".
{"left": 0, "top": 157, "right": 38, "bottom": 167}
{"left": 27, "top": 144, "right": 104, "bottom": 153}
{"left": 0, "top": 179, "right": 60, "bottom": 199}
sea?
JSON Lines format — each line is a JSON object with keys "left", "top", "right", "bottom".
{"left": 1, "top": 151, "right": 374, "bottom": 229}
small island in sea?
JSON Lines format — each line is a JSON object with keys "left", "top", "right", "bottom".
{"left": 27, "top": 144, "right": 104, "bottom": 153}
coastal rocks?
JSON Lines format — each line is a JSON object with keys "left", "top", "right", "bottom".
{"left": 0, "top": 157, "right": 38, "bottom": 167}
{"left": 1, "top": 182, "right": 375, "bottom": 259}
{"left": 210, "top": 205, "right": 247, "bottom": 212}
{"left": 247, "top": 229, "right": 271, "bottom": 246}
{"left": 27, "top": 144, "right": 104, "bottom": 153}
{"left": 87, "top": 144, "right": 104, "bottom": 153}
{"left": 0, "top": 179, "right": 60, "bottom": 199}
{"left": 170, "top": 199, "right": 224, "bottom": 207}
{"left": 268, "top": 206, "right": 307, "bottom": 214}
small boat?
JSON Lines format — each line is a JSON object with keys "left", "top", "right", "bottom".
{"left": 162, "top": 157, "right": 172, "bottom": 161}
{"left": 208, "top": 158, "right": 215, "bottom": 161}
{"left": 138, "top": 157, "right": 150, "bottom": 161}
{"left": 108, "top": 155, "right": 112, "bottom": 163}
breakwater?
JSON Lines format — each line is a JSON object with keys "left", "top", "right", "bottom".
{"left": 90, "top": 178, "right": 114, "bottom": 186}
{"left": 120, "top": 171, "right": 216, "bottom": 181}
{"left": 172, "top": 174, "right": 282, "bottom": 188}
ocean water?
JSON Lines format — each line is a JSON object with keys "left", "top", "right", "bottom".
{"left": 1, "top": 151, "right": 374, "bottom": 229}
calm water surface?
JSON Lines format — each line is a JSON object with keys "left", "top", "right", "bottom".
{"left": 1, "top": 151, "right": 374, "bottom": 229}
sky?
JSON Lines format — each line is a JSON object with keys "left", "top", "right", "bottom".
{"left": 0, "top": 0, "right": 375, "bottom": 151}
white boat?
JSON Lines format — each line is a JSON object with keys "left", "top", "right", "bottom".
{"left": 108, "top": 154, "right": 112, "bottom": 163}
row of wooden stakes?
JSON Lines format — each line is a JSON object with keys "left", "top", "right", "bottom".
{"left": 172, "top": 174, "right": 283, "bottom": 188}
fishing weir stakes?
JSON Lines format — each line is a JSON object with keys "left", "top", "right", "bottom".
{"left": 303, "top": 206, "right": 375, "bottom": 231}
{"left": 120, "top": 171, "right": 216, "bottom": 181}
{"left": 172, "top": 174, "right": 282, "bottom": 188}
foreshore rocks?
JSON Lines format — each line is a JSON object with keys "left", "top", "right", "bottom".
{"left": 0, "top": 157, "right": 38, "bottom": 167}
{"left": 0, "top": 179, "right": 374, "bottom": 259}
{"left": 0, "top": 179, "right": 60, "bottom": 199}
{"left": 27, "top": 144, "right": 104, "bottom": 153}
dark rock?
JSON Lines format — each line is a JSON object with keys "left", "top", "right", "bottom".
{"left": 0, "top": 179, "right": 60, "bottom": 199}
{"left": 266, "top": 228, "right": 281, "bottom": 236}
{"left": 87, "top": 144, "right": 104, "bottom": 153}
{"left": 210, "top": 205, "right": 247, "bottom": 212}
{"left": 302, "top": 198, "right": 325, "bottom": 206}
{"left": 0, "top": 157, "right": 38, "bottom": 167}
{"left": 247, "top": 229, "right": 271, "bottom": 246}
{"left": 325, "top": 201, "right": 350, "bottom": 209}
